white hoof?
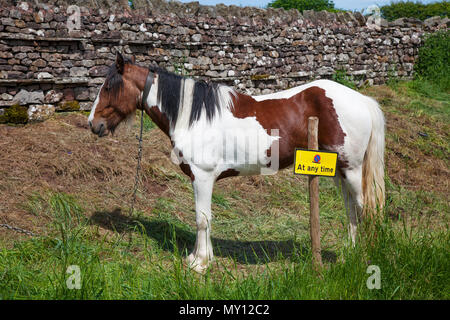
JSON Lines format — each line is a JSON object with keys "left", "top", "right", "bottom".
{"left": 187, "top": 253, "right": 210, "bottom": 274}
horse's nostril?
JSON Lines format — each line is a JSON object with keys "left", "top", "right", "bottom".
{"left": 98, "top": 122, "right": 106, "bottom": 137}
{"left": 89, "top": 121, "right": 92, "bottom": 128}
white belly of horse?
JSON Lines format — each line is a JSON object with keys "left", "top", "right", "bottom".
{"left": 172, "top": 111, "right": 279, "bottom": 176}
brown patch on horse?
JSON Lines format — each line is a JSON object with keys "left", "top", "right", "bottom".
{"left": 231, "top": 86, "right": 348, "bottom": 170}
{"left": 145, "top": 105, "right": 170, "bottom": 137}
{"left": 179, "top": 162, "right": 195, "bottom": 182}
{"left": 217, "top": 168, "right": 240, "bottom": 181}
{"left": 171, "top": 148, "right": 195, "bottom": 182}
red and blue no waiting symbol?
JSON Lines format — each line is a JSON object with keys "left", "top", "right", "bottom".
{"left": 313, "top": 154, "right": 321, "bottom": 164}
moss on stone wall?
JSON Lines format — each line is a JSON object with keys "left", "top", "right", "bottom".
{"left": 0, "top": 104, "right": 28, "bottom": 124}
{"left": 250, "top": 74, "right": 270, "bottom": 80}
{"left": 58, "top": 100, "right": 80, "bottom": 112}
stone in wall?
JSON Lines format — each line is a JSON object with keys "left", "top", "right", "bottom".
{"left": 44, "top": 90, "right": 63, "bottom": 103}
{"left": 28, "top": 104, "right": 55, "bottom": 122}
{"left": 13, "top": 89, "right": 44, "bottom": 105}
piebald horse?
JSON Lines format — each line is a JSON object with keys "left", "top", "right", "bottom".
{"left": 88, "top": 53, "right": 385, "bottom": 273}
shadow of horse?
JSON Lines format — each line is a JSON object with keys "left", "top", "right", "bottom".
{"left": 90, "top": 208, "right": 337, "bottom": 265}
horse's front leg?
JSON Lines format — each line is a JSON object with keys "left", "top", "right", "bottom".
{"left": 187, "top": 175, "right": 214, "bottom": 273}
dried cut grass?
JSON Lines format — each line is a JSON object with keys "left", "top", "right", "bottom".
{"left": 0, "top": 113, "right": 172, "bottom": 235}
{"left": 361, "top": 85, "right": 449, "bottom": 195}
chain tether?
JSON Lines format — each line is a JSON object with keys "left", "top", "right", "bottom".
{"left": 0, "top": 223, "right": 38, "bottom": 237}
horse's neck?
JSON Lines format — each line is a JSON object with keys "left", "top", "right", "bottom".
{"left": 144, "top": 105, "right": 171, "bottom": 137}
{"left": 145, "top": 75, "right": 239, "bottom": 138}
{"left": 148, "top": 75, "right": 196, "bottom": 139}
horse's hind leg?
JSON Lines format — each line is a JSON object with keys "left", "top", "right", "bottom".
{"left": 187, "top": 174, "right": 214, "bottom": 273}
{"left": 340, "top": 167, "right": 364, "bottom": 245}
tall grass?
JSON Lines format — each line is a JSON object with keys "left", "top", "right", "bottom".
{"left": 0, "top": 190, "right": 448, "bottom": 299}
{"left": 332, "top": 69, "right": 357, "bottom": 89}
{"left": 414, "top": 30, "right": 450, "bottom": 91}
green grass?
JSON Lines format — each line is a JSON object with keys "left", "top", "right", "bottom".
{"left": 414, "top": 30, "right": 450, "bottom": 91}
{"left": 0, "top": 178, "right": 448, "bottom": 299}
{"left": 135, "top": 111, "right": 155, "bottom": 132}
{"left": 332, "top": 69, "right": 357, "bottom": 90}
{"left": 392, "top": 79, "right": 449, "bottom": 161}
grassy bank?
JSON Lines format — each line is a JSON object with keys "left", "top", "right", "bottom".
{"left": 0, "top": 190, "right": 448, "bottom": 299}
{"left": 0, "top": 80, "right": 448, "bottom": 300}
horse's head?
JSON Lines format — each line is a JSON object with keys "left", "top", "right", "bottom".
{"left": 88, "top": 53, "right": 147, "bottom": 137}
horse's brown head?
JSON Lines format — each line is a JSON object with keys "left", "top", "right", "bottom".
{"left": 88, "top": 53, "right": 147, "bottom": 137}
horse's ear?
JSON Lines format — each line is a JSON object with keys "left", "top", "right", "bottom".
{"left": 116, "top": 52, "right": 124, "bottom": 74}
{"left": 130, "top": 56, "right": 136, "bottom": 64}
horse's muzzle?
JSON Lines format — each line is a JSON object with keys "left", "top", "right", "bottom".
{"left": 89, "top": 120, "right": 109, "bottom": 137}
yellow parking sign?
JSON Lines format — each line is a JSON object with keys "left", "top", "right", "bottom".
{"left": 294, "top": 149, "right": 338, "bottom": 177}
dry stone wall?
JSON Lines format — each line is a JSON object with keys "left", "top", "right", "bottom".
{"left": 0, "top": 0, "right": 448, "bottom": 122}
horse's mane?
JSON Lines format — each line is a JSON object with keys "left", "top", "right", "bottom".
{"left": 190, "top": 79, "right": 224, "bottom": 126}
{"left": 105, "top": 60, "right": 234, "bottom": 127}
{"left": 149, "top": 65, "right": 183, "bottom": 125}
{"left": 104, "top": 57, "right": 134, "bottom": 98}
